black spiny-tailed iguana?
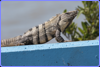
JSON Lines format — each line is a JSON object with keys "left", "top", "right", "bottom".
{"left": 1, "top": 10, "right": 78, "bottom": 47}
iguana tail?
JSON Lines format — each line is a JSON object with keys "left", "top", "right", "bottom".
{"left": 1, "top": 35, "right": 23, "bottom": 47}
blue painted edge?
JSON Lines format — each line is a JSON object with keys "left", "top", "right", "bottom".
{"left": 1, "top": 40, "right": 99, "bottom": 53}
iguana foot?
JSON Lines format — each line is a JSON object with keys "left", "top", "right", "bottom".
{"left": 64, "top": 40, "right": 72, "bottom": 42}
{"left": 17, "top": 43, "right": 25, "bottom": 46}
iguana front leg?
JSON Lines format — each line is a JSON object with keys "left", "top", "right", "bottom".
{"left": 55, "top": 29, "right": 71, "bottom": 42}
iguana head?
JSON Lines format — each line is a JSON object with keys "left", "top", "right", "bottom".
{"left": 59, "top": 10, "right": 78, "bottom": 33}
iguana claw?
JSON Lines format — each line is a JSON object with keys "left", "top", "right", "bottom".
{"left": 64, "top": 40, "right": 72, "bottom": 42}
{"left": 17, "top": 43, "right": 25, "bottom": 46}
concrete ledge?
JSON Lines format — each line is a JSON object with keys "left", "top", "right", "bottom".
{"left": 1, "top": 40, "right": 99, "bottom": 66}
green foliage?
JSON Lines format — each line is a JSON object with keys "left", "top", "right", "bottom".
{"left": 63, "top": 1, "right": 99, "bottom": 41}
{"left": 63, "top": 9, "right": 67, "bottom": 13}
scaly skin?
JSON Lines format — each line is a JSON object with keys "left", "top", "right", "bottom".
{"left": 1, "top": 10, "right": 77, "bottom": 47}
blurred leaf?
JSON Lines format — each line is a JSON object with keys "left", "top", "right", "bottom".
{"left": 84, "top": 21, "right": 89, "bottom": 26}
{"left": 63, "top": 9, "right": 67, "bottom": 13}
{"left": 66, "top": 31, "right": 71, "bottom": 34}
{"left": 75, "top": 31, "right": 81, "bottom": 37}
{"left": 92, "top": 27, "right": 95, "bottom": 34}
{"left": 82, "top": 1, "right": 86, "bottom": 7}
{"left": 87, "top": 1, "right": 92, "bottom": 7}
{"left": 78, "top": 27, "right": 84, "bottom": 34}
{"left": 82, "top": 22, "right": 87, "bottom": 32}
{"left": 84, "top": 7, "right": 89, "bottom": 12}
{"left": 91, "top": 1, "right": 98, "bottom": 9}
{"left": 77, "top": 37, "right": 82, "bottom": 41}
{"left": 77, "top": 10, "right": 83, "bottom": 18}
{"left": 77, "top": 6, "right": 84, "bottom": 10}
{"left": 91, "top": 22, "right": 94, "bottom": 26}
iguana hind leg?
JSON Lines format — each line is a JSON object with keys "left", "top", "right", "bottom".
{"left": 18, "top": 36, "right": 33, "bottom": 45}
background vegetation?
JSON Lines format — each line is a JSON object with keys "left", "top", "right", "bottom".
{"left": 63, "top": 1, "right": 99, "bottom": 41}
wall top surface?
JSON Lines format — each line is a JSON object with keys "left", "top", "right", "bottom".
{"left": 1, "top": 40, "right": 99, "bottom": 53}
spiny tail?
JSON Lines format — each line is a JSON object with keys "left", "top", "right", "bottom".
{"left": 1, "top": 35, "right": 22, "bottom": 47}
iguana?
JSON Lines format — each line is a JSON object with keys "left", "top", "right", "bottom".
{"left": 1, "top": 10, "right": 78, "bottom": 47}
